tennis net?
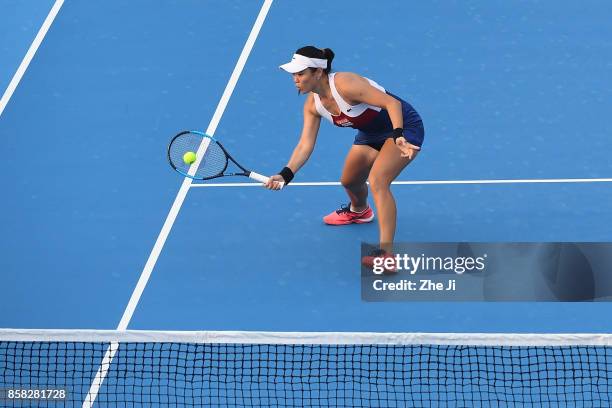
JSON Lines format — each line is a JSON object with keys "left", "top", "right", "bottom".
{"left": 1, "top": 329, "right": 611, "bottom": 407}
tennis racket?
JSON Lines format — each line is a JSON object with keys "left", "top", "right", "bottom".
{"left": 167, "top": 130, "right": 281, "bottom": 186}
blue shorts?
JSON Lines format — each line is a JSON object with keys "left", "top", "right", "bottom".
{"left": 355, "top": 125, "right": 424, "bottom": 151}
{"left": 353, "top": 93, "right": 425, "bottom": 151}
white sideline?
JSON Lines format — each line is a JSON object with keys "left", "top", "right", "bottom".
{"left": 188, "top": 177, "right": 612, "bottom": 188}
{"left": 81, "top": 1, "right": 275, "bottom": 406}
{"left": 0, "top": 0, "right": 65, "bottom": 118}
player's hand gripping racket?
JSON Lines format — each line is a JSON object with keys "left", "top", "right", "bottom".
{"left": 167, "top": 130, "right": 283, "bottom": 187}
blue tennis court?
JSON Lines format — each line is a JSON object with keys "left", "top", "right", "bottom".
{"left": 1, "top": 1, "right": 611, "bottom": 406}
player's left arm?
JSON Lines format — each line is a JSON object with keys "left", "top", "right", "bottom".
{"left": 335, "top": 72, "right": 420, "bottom": 157}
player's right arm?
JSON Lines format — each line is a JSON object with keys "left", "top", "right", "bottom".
{"left": 286, "top": 93, "right": 321, "bottom": 173}
{"left": 265, "top": 94, "right": 321, "bottom": 190}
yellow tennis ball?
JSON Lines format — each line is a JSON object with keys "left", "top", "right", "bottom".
{"left": 183, "top": 151, "right": 197, "bottom": 165}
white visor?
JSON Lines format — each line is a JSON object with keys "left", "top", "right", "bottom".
{"left": 279, "top": 53, "right": 327, "bottom": 73}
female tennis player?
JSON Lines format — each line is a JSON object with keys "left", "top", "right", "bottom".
{"left": 265, "top": 46, "right": 424, "bottom": 263}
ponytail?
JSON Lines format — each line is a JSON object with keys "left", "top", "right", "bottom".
{"left": 321, "top": 48, "right": 335, "bottom": 73}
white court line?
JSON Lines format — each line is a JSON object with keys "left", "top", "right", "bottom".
{"left": 0, "top": 0, "right": 65, "bottom": 118}
{"left": 189, "top": 177, "right": 612, "bottom": 188}
{"left": 82, "top": 1, "right": 274, "bottom": 407}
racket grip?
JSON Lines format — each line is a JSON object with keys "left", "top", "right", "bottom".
{"left": 249, "top": 171, "right": 285, "bottom": 188}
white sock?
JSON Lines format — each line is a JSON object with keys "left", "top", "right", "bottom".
{"left": 350, "top": 204, "right": 367, "bottom": 213}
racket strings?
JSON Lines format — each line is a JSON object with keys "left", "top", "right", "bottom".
{"left": 169, "top": 133, "right": 227, "bottom": 178}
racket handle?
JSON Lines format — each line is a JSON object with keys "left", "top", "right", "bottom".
{"left": 249, "top": 171, "right": 285, "bottom": 188}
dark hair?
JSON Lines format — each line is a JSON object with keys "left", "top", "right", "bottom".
{"left": 295, "top": 46, "right": 335, "bottom": 74}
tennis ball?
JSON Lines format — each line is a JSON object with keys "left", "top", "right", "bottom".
{"left": 183, "top": 151, "right": 197, "bottom": 165}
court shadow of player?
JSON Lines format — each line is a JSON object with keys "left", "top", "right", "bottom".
{"left": 457, "top": 243, "right": 597, "bottom": 301}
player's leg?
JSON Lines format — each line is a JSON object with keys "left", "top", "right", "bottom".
{"left": 341, "top": 144, "right": 379, "bottom": 211}
{"left": 323, "top": 144, "right": 378, "bottom": 225}
{"left": 368, "top": 138, "right": 419, "bottom": 251}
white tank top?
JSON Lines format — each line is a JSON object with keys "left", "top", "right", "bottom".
{"left": 313, "top": 73, "right": 385, "bottom": 129}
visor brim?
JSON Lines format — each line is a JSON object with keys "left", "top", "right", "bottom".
{"left": 279, "top": 61, "right": 310, "bottom": 73}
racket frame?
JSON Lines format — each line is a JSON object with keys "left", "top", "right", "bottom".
{"left": 167, "top": 130, "right": 274, "bottom": 184}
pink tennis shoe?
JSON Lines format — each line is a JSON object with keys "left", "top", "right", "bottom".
{"left": 361, "top": 249, "right": 397, "bottom": 273}
{"left": 323, "top": 203, "right": 374, "bottom": 225}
